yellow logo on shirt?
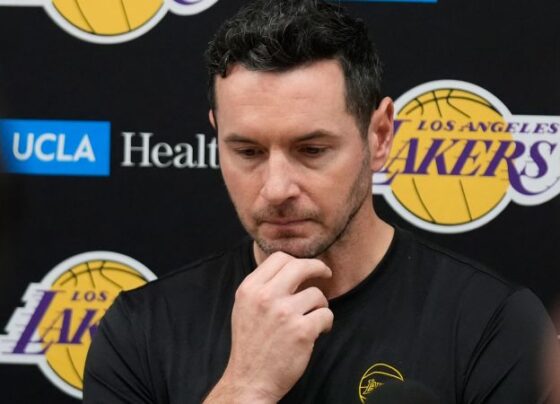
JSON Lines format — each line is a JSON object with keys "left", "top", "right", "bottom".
{"left": 358, "top": 363, "right": 404, "bottom": 403}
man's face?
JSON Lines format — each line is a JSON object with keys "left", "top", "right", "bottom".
{"left": 212, "top": 60, "right": 377, "bottom": 258}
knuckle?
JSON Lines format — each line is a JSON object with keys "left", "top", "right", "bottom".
{"left": 235, "top": 279, "right": 257, "bottom": 300}
{"left": 305, "top": 287, "right": 328, "bottom": 308}
{"left": 308, "top": 286, "right": 325, "bottom": 299}
{"left": 322, "top": 309, "right": 335, "bottom": 331}
{"left": 235, "top": 283, "right": 249, "bottom": 301}
{"left": 255, "top": 288, "right": 273, "bottom": 308}
{"left": 241, "top": 271, "right": 255, "bottom": 284}
{"left": 294, "top": 323, "right": 314, "bottom": 343}
{"left": 271, "top": 301, "right": 292, "bottom": 322}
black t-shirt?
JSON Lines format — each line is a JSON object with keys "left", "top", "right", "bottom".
{"left": 84, "top": 228, "right": 553, "bottom": 403}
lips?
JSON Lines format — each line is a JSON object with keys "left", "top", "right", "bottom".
{"left": 263, "top": 219, "right": 309, "bottom": 225}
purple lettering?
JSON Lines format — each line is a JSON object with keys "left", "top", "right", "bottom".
{"left": 491, "top": 122, "right": 505, "bottom": 132}
{"left": 518, "top": 141, "right": 557, "bottom": 181}
{"left": 12, "top": 291, "right": 58, "bottom": 354}
{"left": 450, "top": 140, "right": 491, "bottom": 176}
{"left": 431, "top": 120, "right": 443, "bottom": 131}
{"left": 476, "top": 122, "right": 489, "bottom": 132}
{"left": 43, "top": 309, "right": 100, "bottom": 345}
{"left": 70, "top": 310, "right": 99, "bottom": 343}
{"left": 378, "top": 138, "right": 419, "bottom": 185}
{"left": 416, "top": 138, "right": 461, "bottom": 175}
{"left": 482, "top": 141, "right": 525, "bottom": 177}
{"left": 510, "top": 141, "right": 558, "bottom": 195}
{"left": 505, "top": 122, "right": 520, "bottom": 134}
{"left": 417, "top": 120, "right": 428, "bottom": 131}
{"left": 393, "top": 119, "right": 409, "bottom": 136}
{"left": 520, "top": 122, "right": 531, "bottom": 134}
{"left": 534, "top": 123, "right": 547, "bottom": 134}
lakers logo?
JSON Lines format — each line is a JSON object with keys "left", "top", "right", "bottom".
{"left": 0, "top": 0, "right": 219, "bottom": 44}
{"left": 358, "top": 363, "right": 404, "bottom": 403}
{"left": 374, "top": 80, "right": 560, "bottom": 233}
{"left": 0, "top": 252, "right": 156, "bottom": 398}
{"left": 51, "top": 0, "right": 165, "bottom": 37}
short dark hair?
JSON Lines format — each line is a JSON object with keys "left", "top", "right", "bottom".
{"left": 205, "top": 0, "right": 383, "bottom": 136}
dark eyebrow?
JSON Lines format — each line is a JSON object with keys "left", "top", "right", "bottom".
{"left": 223, "top": 130, "right": 340, "bottom": 144}
{"left": 223, "top": 133, "right": 256, "bottom": 144}
{"left": 294, "top": 130, "right": 340, "bottom": 142}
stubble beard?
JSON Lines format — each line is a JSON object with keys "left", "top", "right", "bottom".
{"left": 249, "top": 152, "right": 372, "bottom": 258}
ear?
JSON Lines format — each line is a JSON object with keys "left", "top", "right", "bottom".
{"left": 368, "top": 97, "right": 394, "bottom": 172}
{"left": 208, "top": 109, "right": 216, "bottom": 129}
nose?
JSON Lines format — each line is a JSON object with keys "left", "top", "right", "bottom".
{"left": 259, "top": 151, "right": 301, "bottom": 205}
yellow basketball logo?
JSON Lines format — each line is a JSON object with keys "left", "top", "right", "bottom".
{"left": 52, "top": 0, "right": 164, "bottom": 36}
{"left": 390, "top": 88, "right": 511, "bottom": 225}
{"left": 0, "top": 0, "right": 219, "bottom": 44}
{"left": 0, "top": 252, "right": 157, "bottom": 399}
{"left": 358, "top": 363, "right": 404, "bottom": 403}
{"left": 374, "top": 80, "right": 560, "bottom": 233}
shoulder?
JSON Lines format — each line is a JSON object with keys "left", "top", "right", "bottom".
{"left": 395, "top": 228, "right": 552, "bottom": 364}
{"left": 117, "top": 237, "right": 254, "bottom": 315}
{"left": 393, "top": 227, "right": 550, "bottom": 338}
{"left": 396, "top": 227, "right": 516, "bottom": 301}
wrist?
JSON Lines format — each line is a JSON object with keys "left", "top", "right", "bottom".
{"left": 204, "top": 375, "right": 278, "bottom": 404}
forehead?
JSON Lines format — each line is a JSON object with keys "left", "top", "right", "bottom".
{"left": 213, "top": 60, "right": 357, "bottom": 138}
{"left": 216, "top": 59, "right": 345, "bottom": 98}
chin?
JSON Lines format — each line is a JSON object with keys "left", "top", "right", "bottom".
{"left": 255, "top": 236, "right": 329, "bottom": 259}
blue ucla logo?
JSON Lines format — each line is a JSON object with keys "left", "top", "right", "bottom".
{"left": 0, "top": 119, "right": 111, "bottom": 176}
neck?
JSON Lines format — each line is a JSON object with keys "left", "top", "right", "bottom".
{"left": 313, "top": 204, "right": 393, "bottom": 299}
{"left": 253, "top": 200, "right": 394, "bottom": 300}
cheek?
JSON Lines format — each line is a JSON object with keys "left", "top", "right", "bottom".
{"left": 318, "top": 157, "right": 369, "bottom": 204}
{"left": 222, "top": 169, "right": 259, "bottom": 213}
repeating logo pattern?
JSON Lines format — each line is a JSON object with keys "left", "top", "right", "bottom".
{"left": 0, "top": 0, "right": 219, "bottom": 44}
{"left": 0, "top": 252, "right": 156, "bottom": 398}
{"left": 374, "top": 81, "right": 560, "bottom": 233}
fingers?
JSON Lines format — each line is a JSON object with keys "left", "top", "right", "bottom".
{"left": 244, "top": 251, "right": 294, "bottom": 285}
{"left": 267, "top": 258, "right": 331, "bottom": 295}
{"left": 287, "top": 287, "right": 329, "bottom": 315}
{"left": 304, "top": 307, "right": 334, "bottom": 335}
{"left": 225, "top": 251, "right": 335, "bottom": 402}
{"left": 282, "top": 288, "right": 333, "bottom": 338}
{"left": 243, "top": 252, "right": 331, "bottom": 298}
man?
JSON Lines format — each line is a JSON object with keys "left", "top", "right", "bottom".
{"left": 84, "top": 0, "right": 557, "bottom": 403}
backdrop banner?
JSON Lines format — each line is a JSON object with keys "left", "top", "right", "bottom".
{"left": 1, "top": 0, "right": 559, "bottom": 401}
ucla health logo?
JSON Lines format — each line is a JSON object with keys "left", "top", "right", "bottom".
{"left": 0, "top": 252, "right": 157, "bottom": 398}
{"left": 374, "top": 80, "right": 560, "bottom": 233}
{"left": 0, "top": 119, "right": 110, "bottom": 176}
{"left": 0, "top": 0, "right": 218, "bottom": 44}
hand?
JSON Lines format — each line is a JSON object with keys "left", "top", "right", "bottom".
{"left": 204, "top": 252, "right": 334, "bottom": 403}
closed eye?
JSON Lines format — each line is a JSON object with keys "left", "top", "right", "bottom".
{"left": 299, "top": 146, "right": 328, "bottom": 157}
{"left": 234, "top": 148, "right": 264, "bottom": 158}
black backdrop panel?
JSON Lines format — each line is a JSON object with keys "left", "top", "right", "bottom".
{"left": 1, "top": 0, "right": 559, "bottom": 401}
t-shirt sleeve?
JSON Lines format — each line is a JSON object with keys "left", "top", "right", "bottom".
{"left": 83, "top": 294, "right": 154, "bottom": 404}
{"left": 461, "top": 288, "right": 556, "bottom": 404}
